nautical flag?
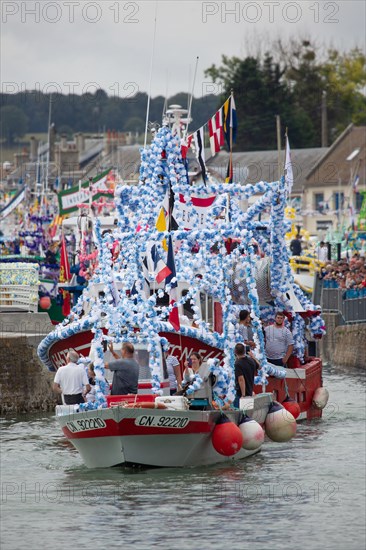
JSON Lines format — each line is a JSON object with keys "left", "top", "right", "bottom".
{"left": 193, "top": 127, "right": 207, "bottom": 183}
{"left": 141, "top": 256, "right": 152, "bottom": 298}
{"left": 284, "top": 136, "right": 294, "bottom": 194}
{"left": 181, "top": 135, "right": 193, "bottom": 159}
{"left": 353, "top": 175, "right": 359, "bottom": 193}
{"left": 162, "top": 183, "right": 179, "bottom": 231}
{"left": 225, "top": 159, "right": 233, "bottom": 183}
{"left": 222, "top": 96, "right": 237, "bottom": 150}
{"left": 208, "top": 109, "right": 224, "bottom": 156}
{"left": 59, "top": 235, "right": 71, "bottom": 316}
{"left": 147, "top": 243, "right": 172, "bottom": 284}
{"left": 166, "top": 235, "right": 180, "bottom": 331}
{"left": 156, "top": 206, "right": 168, "bottom": 251}
{"left": 130, "top": 281, "right": 138, "bottom": 304}
{"left": 59, "top": 236, "right": 71, "bottom": 282}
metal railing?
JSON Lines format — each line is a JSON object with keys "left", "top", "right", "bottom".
{"left": 321, "top": 287, "right": 366, "bottom": 323}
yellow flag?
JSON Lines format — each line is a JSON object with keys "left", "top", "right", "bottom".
{"left": 156, "top": 207, "right": 167, "bottom": 251}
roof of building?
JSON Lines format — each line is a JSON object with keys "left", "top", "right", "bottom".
{"left": 305, "top": 125, "right": 366, "bottom": 187}
{"left": 206, "top": 147, "right": 328, "bottom": 193}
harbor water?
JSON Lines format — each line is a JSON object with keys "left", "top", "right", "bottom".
{"left": 1, "top": 363, "right": 365, "bottom": 550}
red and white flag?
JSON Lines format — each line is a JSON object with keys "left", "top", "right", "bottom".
{"left": 208, "top": 109, "right": 224, "bottom": 156}
{"left": 177, "top": 193, "right": 216, "bottom": 230}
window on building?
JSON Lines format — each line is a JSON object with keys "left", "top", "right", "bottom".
{"left": 333, "top": 192, "right": 344, "bottom": 211}
{"left": 316, "top": 220, "right": 333, "bottom": 231}
{"left": 356, "top": 192, "right": 364, "bottom": 211}
{"left": 314, "top": 193, "right": 324, "bottom": 212}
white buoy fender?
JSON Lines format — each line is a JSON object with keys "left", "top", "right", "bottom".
{"left": 238, "top": 416, "right": 264, "bottom": 450}
{"left": 264, "top": 402, "right": 297, "bottom": 443}
{"left": 312, "top": 387, "right": 329, "bottom": 410}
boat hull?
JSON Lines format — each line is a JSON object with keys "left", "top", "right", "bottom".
{"left": 56, "top": 393, "right": 271, "bottom": 468}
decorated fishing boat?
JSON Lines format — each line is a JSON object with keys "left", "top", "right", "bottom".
{"left": 37, "top": 100, "right": 328, "bottom": 468}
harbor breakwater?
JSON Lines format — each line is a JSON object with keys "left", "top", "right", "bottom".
{"left": 0, "top": 312, "right": 58, "bottom": 414}
{"left": 319, "top": 313, "right": 366, "bottom": 369}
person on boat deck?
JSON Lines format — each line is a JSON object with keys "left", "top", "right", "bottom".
{"left": 264, "top": 311, "right": 294, "bottom": 367}
{"left": 165, "top": 351, "right": 182, "bottom": 395}
{"left": 53, "top": 349, "right": 90, "bottom": 405}
{"left": 104, "top": 342, "right": 140, "bottom": 395}
{"left": 84, "top": 363, "right": 111, "bottom": 402}
{"left": 238, "top": 310, "right": 256, "bottom": 349}
{"left": 233, "top": 343, "right": 258, "bottom": 408}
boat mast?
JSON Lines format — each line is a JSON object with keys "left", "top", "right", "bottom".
{"left": 184, "top": 56, "right": 199, "bottom": 139}
{"left": 143, "top": 1, "right": 158, "bottom": 148}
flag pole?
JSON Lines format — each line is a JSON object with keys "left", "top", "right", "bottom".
{"left": 184, "top": 56, "right": 199, "bottom": 139}
{"left": 144, "top": 1, "right": 158, "bottom": 149}
{"left": 226, "top": 90, "right": 234, "bottom": 222}
{"left": 276, "top": 115, "right": 282, "bottom": 182}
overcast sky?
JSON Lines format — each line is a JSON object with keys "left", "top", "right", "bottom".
{"left": 1, "top": 0, "right": 365, "bottom": 100}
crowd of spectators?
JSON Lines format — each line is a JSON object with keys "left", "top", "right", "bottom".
{"left": 321, "top": 252, "right": 366, "bottom": 297}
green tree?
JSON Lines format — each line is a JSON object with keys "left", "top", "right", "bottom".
{"left": 204, "top": 39, "right": 366, "bottom": 149}
{"left": 0, "top": 105, "right": 29, "bottom": 144}
{"left": 124, "top": 116, "right": 145, "bottom": 133}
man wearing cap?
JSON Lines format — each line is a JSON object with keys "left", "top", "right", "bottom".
{"left": 264, "top": 311, "right": 294, "bottom": 367}
{"left": 53, "top": 349, "right": 90, "bottom": 405}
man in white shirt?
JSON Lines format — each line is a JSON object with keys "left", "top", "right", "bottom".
{"left": 53, "top": 349, "right": 90, "bottom": 405}
{"left": 317, "top": 241, "right": 328, "bottom": 263}
{"left": 264, "top": 311, "right": 294, "bottom": 367}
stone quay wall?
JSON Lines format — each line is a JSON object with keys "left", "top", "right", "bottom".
{"left": 0, "top": 313, "right": 59, "bottom": 414}
{"left": 319, "top": 313, "right": 366, "bottom": 369}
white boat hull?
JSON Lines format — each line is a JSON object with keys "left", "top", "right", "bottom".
{"left": 56, "top": 394, "right": 272, "bottom": 468}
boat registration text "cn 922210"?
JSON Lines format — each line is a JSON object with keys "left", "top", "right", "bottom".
{"left": 135, "top": 416, "right": 190, "bottom": 428}
{"left": 66, "top": 418, "right": 107, "bottom": 433}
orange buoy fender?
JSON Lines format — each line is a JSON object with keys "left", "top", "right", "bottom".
{"left": 212, "top": 415, "right": 243, "bottom": 456}
{"left": 125, "top": 402, "right": 167, "bottom": 409}
{"left": 238, "top": 415, "right": 264, "bottom": 450}
{"left": 265, "top": 402, "right": 297, "bottom": 443}
{"left": 39, "top": 296, "right": 51, "bottom": 310}
{"left": 312, "top": 387, "right": 329, "bottom": 410}
{"left": 282, "top": 396, "right": 301, "bottom": 419}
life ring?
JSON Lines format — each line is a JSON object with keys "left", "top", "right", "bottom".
{"left": 124, "top": 402, "right": 167, "bottom": 409}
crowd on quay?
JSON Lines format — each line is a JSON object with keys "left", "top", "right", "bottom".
{"left": 320, "top": 252, "right": 366, "bottom": 297}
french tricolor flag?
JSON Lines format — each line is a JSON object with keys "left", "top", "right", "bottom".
{"left": 166, "top": 235, "right": 180, "bottom": 331}
{"left": 150, "top": 244, "right": 171, "bottom": 283}
{"left": 145, "top": 242, "right": 172, "bottom": 284}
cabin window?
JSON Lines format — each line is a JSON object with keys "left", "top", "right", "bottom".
{"left": 135, "top": 348, "right": 168, "bottom": 380}
{"left": 135, "top": 349, "right": 151, "bottom": 379}
{"left": 182, "top": 289, "right": 195, "bottom": 320}
{"left": 200, "top": 292, "right": 213, "bottom": 327}
{"left": 155, "top": 291, "right": 169, "bottom": 320}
